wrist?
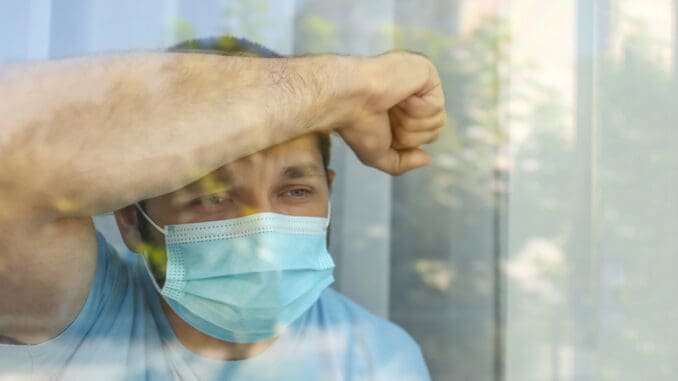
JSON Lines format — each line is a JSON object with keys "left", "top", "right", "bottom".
{"left": 294, "top": 54, "right": 368, "bottom": 133}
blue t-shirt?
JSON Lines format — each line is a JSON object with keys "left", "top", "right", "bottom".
{"left": 0, "top": 232, "right": 430, "bottom": 380}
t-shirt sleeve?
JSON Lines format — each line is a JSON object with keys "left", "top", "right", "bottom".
{"left": 0, "top": 231, "right": 134, "bottom": 378}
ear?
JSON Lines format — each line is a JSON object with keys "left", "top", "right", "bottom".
{"left": 327, "top": 169, "right": 336, "bottom": 189}
{"left": 114, "top": 205, "right": 145, "bottom": 254}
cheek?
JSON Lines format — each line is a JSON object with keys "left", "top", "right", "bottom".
{"left": 149, "top": 229, "right": 166, "bottom": 247}
{"left": 272, "top": 194, "right": 325, "bottom": 217}
{"left": 173, "top": 208, "right": 201, "bottom": 223}
{"left": 165, "top": 203, "right": 218, "bottom": 224}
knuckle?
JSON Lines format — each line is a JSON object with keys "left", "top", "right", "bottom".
{"left": 395, "top": 133, "right": 417, "bottom": 147}
{"left": 439, "top": 113, "right": 449, "bottom": 126}
{"left": 426, "top": 132, "right": 440, "bottom": 144}
{"left": 399, "top": 118, "right": 420, "bottom": 132}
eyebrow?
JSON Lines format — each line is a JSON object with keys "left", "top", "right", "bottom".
{"left": 182, "top": 174, "right": 233, "bottom": 195}
{"left": 181, "top": 163, "right": 324, "bottom": 195}
{"left": 280, "top": 163, "right": 325, "bottom": 180}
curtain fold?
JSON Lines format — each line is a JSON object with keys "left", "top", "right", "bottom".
{"left": 2, "top": 1, "right": 677, "bottom": 380}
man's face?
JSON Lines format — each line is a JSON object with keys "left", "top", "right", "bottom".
{"left": 140, "top": 134, "right": 333, "bottom": 247}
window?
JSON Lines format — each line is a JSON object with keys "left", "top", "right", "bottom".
{"left": 2, "top": 1, "right": 677, "bottom": 380}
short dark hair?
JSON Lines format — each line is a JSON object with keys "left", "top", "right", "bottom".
{"left": 138, "top": 36, "right": 331, "bottom": 241}
{"left": 170, "top": 36, "right": 282, "bottom": 57}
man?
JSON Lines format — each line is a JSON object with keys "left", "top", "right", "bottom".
{"left": 0, "top": 37, "right": 446, "bottom": 379}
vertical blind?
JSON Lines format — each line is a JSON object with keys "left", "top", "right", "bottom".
{"left": 1, "top": 1, "right": 677, "bottom": 380}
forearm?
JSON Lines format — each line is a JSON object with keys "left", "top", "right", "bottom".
{"left": 0, "top": 52, "right": 357, "bottom": 219}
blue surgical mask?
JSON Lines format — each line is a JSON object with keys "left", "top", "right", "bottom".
{"left": 136, "top": 205, "right": 335, "bottom": 343}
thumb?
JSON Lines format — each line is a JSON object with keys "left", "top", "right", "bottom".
{"left": 379, "top": 148, "right": 432, "bottom": 175}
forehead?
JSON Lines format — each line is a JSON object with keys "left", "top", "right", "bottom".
{"left": 249, "top": 134, "right": 322, "bottom": 164}
{"left": 185, "top": 134, "right": 323, "bottom": 190}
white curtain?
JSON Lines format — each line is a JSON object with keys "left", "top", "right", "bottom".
{"left": 2, "top": 0, "right": 677, "bottom": 380}
{"left": 505, "top": 1, "right": 678, "bottom": 380}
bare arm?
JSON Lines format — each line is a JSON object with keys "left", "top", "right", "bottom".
{"left": 0, "top": 51, "right": 446, "bottom": 343}
{"left": 1, "top": 53, "right": 350, "bottom": 218}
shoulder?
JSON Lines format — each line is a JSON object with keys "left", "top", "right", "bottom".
{"left": 310, "top": 288, "right": 430, "bottom": 380}
{"left": 92, "top": 230, "right": 136, "bottom": 292}
{"left": 313, "top": 288, "right": 373, "bottom": 327}
{"left": 62, "top": 231, "right": 139, "bottom": 330}
{"left": 0, "top": 232, "right": 149, "bottom": 375}
{"left": 315, "top": 288, "right": 409, "bottom": 337}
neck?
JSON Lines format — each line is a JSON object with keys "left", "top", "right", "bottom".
{"left": 160, "top": 298, "right": 276, "bottom": 361}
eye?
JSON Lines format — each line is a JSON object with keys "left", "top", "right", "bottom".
{"left": 287, "top": 188, "right": 311, "bottom": 197}
{"left": 281, "top": 187, "right": 313, "bottom": 199}
{"left": 188, "top": 192, "right": 232, "bottom": 209}
{"left": 204, "top": 193, "right": 228, "bottom": 205}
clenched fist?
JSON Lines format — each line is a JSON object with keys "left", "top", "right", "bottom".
{"left": 332, "top": 51, "right": 447, "bottom": 175}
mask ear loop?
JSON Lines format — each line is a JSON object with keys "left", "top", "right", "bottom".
{"left": 135, "top": 203, "right": 167, "bottom": 235}
{"left": 325, "top": 202, "right": 332, "bottom": 228}
{"left": 134, "top": 203, "right": 166, "bottom": 294}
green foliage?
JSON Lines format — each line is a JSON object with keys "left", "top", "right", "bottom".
{"left": 171, "top": 18, "right": 196, "bottom": 42}
{"left": 296, "top": 15, "right": 341, "bottom": 53}
{"left": 388, "top": 17, "right": 516, "bottom": 381}
{"left": 590, "top": 26, "right": 678, "bottom": 381}
{"left": 222, "top": 0, "right": 272, "bottom": 42}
